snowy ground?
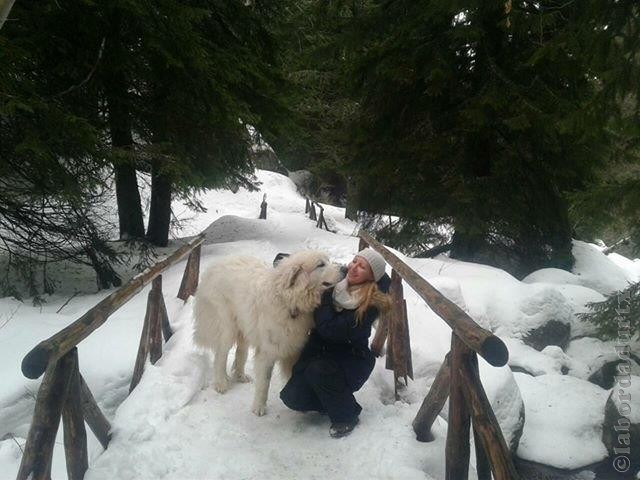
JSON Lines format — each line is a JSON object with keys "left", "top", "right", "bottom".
{"left": 1, "top": 170, "right": 639, "bottom": 479}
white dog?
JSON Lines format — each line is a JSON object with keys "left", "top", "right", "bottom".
{"left": 193, "top": 251, "right": 344, "bottom": 416}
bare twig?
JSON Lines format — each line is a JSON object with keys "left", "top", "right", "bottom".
{"left": 52, "top": 37, "right": 106, "bottom": 98}
{"left": 56, "top": 291, "right": 79, "bottom": 314}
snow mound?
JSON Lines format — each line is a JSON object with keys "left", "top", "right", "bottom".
{"left": 514, "top": 373, "right": 609, "bottom": 469}
{"left": 503, "top": 338, "right": 590, "bottom": 378}
{"left": 571, "top": 240, "right": 635, "bottom": 294}
{"left": 607, "top": 253, "right": 640, "bottom": 283}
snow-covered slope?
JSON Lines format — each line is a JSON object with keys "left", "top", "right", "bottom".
{"left": 1, "top": 169, "right": 639, "bottom": 478}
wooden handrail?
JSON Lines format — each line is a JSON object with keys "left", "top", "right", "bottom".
{"left": 358, "top": 230, "right": 508, "bottom": 367}
{"left": 21, "top": 234, "right": 205, "bottom": 380}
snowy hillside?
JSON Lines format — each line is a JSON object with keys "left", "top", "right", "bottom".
{"left": 1, "top": 170, "right": 639, "bottom": 479}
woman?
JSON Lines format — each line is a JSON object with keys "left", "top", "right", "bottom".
{"left": 280, "top": 248, "right": 392, "bottom": 438}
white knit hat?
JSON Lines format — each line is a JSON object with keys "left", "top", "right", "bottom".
{"left": 356, "top": 248, "right": 387, "bottom": 282}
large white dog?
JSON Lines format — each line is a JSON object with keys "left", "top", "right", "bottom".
{"left": 193, "top": 251, "right": 344, "bottom": 416}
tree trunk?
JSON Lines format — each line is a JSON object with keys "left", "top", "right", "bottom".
{"left": 146, "top": 160, "right": 172, "bottom": 247}
{"left": 345, "top": 175, "right": 359, "bottom": 220}
{"left": 104, "top": 13, "right": 145, "bottom": 241}
{"left": 449, "top": 230, "right": 486, "bottom": 263}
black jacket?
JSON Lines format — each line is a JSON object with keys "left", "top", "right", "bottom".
{"left": 297, "top": 274, "right": 391, "bottom": 392}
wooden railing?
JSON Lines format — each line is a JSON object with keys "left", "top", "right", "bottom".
{"left": 358, "top": 231, "right": 519, "bottom": 480}
{"left": 305, "top": 197, "right": 330, "bottom": 231}
{"left": 16, "top": 234, "right": 205, "bottom": 480}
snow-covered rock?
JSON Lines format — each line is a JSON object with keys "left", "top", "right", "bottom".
{"left": 572, "top": 241, "right": 635, "bottom": 295}
{"left": 602, "top": 375, "right": 640, "bottom": 469}
{"left": 514, "top": 373, "right": 609, "bottom": 470}
{"left": 566, "top": 337, "right": 640, "bottom": 389}
{"left": 504, "top": 338, "right": 590, "bottom": 378}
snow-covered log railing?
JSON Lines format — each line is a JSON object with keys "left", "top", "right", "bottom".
{"left": 16, "top": 234, "right": 205, "bottom": 480}
{"left": 358, "top": 231, "right": 519, "bottom": 480}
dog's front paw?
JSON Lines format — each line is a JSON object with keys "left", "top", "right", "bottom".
{"left": 214, "top": 376, "right": 230, "bottom": 393}
{"left": 252, "top": 404, "right": 267, "bottom": 416}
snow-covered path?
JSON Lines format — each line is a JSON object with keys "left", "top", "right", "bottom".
{"left": 85, "top": 293, "right": 449, "bottom": 480}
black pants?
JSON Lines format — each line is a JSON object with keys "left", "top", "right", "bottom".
{"left": 280, "top": 357, "right": 362, "bottom": 423}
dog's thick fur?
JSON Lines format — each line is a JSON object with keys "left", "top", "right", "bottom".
{"left": 193, "top": 250, "right": 343, "bottom": 416}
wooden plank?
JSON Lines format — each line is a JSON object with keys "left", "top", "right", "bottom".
{"left": 459, "top": 352, "right": 521, "bottom": 480}
{"left": 412, "top": 352, "right": 450, "bottom": 442}
{"left": 78, "top": 374, "right": 111, "bottom": 450}
{"left": 17, "top": 350, "right": 76, "bottom": 480}
{"left": 445, "top": 334, "right": 471, "bottom": 480}
{"left": 358, "top": 231, "right": 508, "bottom": 367}
{"left": 22, "top": 234, "right": 205, "bottom": 380}
{"left": 358, "top": 237, "right": 368, "bottom": 251}
{"left": 62, "top": 348, "right": 88, "bottom": 480}
{"left": 177, "top": 244, "right": 201, "bottom": 301}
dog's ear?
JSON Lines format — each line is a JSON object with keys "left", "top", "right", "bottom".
{"left": 273, "top": 252, "right": 290, "bottom": 267}
{"left": 286, "top": 265, "right": 309, "bottom": 289}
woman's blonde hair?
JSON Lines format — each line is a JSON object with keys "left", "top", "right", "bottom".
{"left": 352, "top": 281, "right": 392, "bottom": 325}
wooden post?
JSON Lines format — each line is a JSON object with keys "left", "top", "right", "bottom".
{"left": 316, "top": 206, "right": 324, "bottom": 229}
{"left": 149, "top": 276, "right": 163, "bottom": 365}
{"left": 445, "top": 334, "right": 471, "bottom": 480}
{"left": 78, "top": 374, "right": 111, "bottom": 450}
{"left": 159, "top": 295, "right": 172, "bottom": 342}
{"left": 177, "top": 244, "right": 201, "bottom": 301}
{"left": 386, "top": 270, "right": 412, "bottom": 391}
{"left": 259, "top": 193, "right": 267, "bottom": 219}
{"left": 459, "top": 352, "right": 521, "bottom": 480}
{"left": 370, "top": 312, "right": 389, "bottom": 357}
{"left": 62, "top": 348, "right": 88, "bottom": 480}
{"left": 358, "top": 237, "right": 368, "bottom": 251}
{"left": 468, "top": 350, "right": 492, "bottom": 480}
{"left": 305, "top": 197, "right": 310, "bottom": 214}
{"left": 130, "top": 293, "right": 152, "bottom": 393}
{"left": 412, "top": 352, "right": 450, "bottom": 442}
{"left": 473, "top": 426, "right": 492, "bottom": 480}
{"left": 402, "top": 299, "right": 413, "bottom": 380}
{"left": 17, "top": 351, "right": 76, "bottom": 480}
{"left": 309, "top": 202, "right": 317, "bottom": 221}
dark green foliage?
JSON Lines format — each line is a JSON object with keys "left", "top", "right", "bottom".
{"left": 340, "top": 0, "right": 640, "bottom": 276}
{"left": 579, "top": 282, "right": 640, "bottom": 340}
{"left": 0, "top": 1, "right": 120, "bottom": 292}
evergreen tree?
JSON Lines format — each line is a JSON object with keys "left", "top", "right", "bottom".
{"left": 340, "top": 0, "right": 639, "bottom": 277}
{"left": 0, "top": 0, "right": 121, "bottom": 293}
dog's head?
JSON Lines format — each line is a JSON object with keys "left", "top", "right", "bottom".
{"left": 273, "top": 250, "right": 345, "bottom": 314}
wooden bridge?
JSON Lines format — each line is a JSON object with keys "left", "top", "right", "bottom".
{"left": 15, "top": 226, "right": 519, "bottom": 480}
